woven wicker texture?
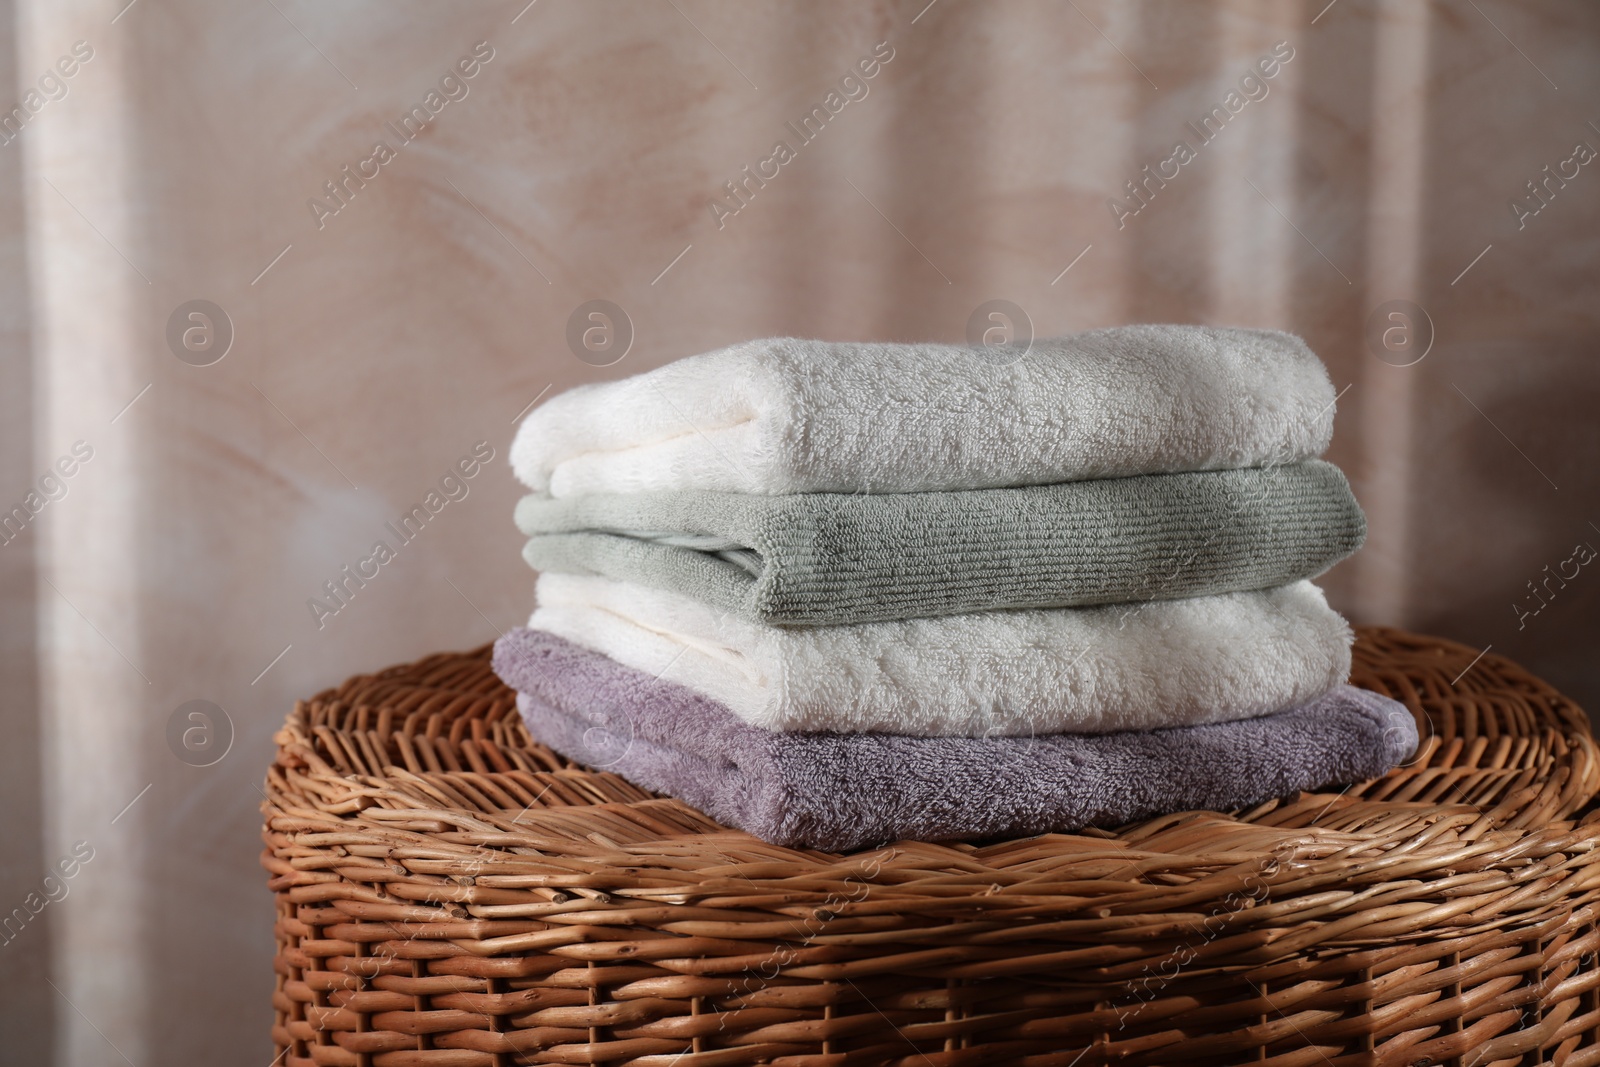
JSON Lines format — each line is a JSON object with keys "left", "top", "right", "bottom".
{"left": 263, "top": 627, "right": 1600, "bottom": 1067}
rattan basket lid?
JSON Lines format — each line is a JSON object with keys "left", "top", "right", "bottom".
{"left": 268, "top": 625, "right": 1598, "bottom": 853}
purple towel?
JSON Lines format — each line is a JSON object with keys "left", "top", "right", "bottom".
{"left": 493, "top": 628, "right": 1418, "bottom": 851}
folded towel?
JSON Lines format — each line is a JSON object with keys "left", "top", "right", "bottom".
{"left": 511, "top": 326, "right": 1336, "bottom": 496}
{"left": 494, "top": 628, "right": 1417, "bottom": 850}
{"left": 528, "top": 573, "right": 1353, "bottom": 736}
{"left": 516, "top": 460, "right": 1365, "bottom": 626}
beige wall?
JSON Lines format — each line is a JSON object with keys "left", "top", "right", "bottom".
{"left": 1, "top": 0, "right": 1597, "bottom": 1062}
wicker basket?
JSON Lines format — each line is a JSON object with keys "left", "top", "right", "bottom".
{"left": 263, "top": 627, "right": 1600, "bottom": 1067}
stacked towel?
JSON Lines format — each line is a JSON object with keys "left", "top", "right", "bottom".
{"left": 510, "top": 326, "right": 1337, "bottom": 495}
{"left": 528, "top": 574, "right": 1353, "bottom": 736}
{"left": 517, "top": 461, "right": 1366, "bottom": 625}
{"left": 497, "top": 327, "right": 1414, "bottom": 849}
{"left": 495, "top": 629, "right": 1415, "bottom": 852}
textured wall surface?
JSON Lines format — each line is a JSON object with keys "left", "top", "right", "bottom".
{"left": 1, "top": 0, "right": 1597, "bottom": 1062}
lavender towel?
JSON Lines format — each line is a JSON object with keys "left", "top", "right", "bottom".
{"left": 493, "top": 628, "right": 1419, "bottom": 852}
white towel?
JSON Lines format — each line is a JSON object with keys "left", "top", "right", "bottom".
{"left": 512, "top": 326, "right": 1336, "bottom": 497}
{"left": 528, "top": 573, "right": 1354, "bottom": 737}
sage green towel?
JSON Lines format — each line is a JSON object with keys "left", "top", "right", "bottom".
{"left": 515, "top": 461, "right": 1366, "bottom": 627}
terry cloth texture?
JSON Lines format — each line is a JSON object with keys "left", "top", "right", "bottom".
{"left": 510, "top": 326, "right": 1336, "bottom": 497}
{"left": 515, "top": 460, "right": 1367, "bottom": 626}
{"left": 527, "top": 573, "right": 1354, "bottom": 737}
{"left": 493, "top": 628, "right": 1417, "bottom": 851}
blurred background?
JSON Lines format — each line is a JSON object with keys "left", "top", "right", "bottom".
{"left": 1, "top": 0, "right": 1596, "bottom": 1062}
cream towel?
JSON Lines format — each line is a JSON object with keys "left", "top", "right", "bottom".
{"left": 529, "top": 573, "right": 1353, "bottom": 737}
{"left": 511, "top": 326, "right": 1336, "bottom": 496}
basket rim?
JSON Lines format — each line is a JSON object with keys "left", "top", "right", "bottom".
{"left": 263, "top": 625, "right": 1600, "bottom": 900}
